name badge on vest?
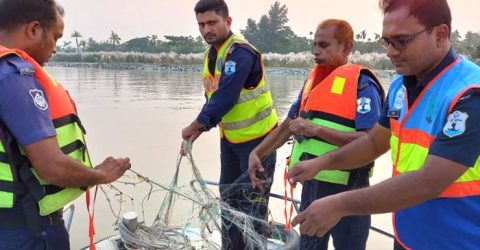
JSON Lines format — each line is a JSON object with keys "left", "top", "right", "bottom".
{"left": 387, "top": 109, "right": 400, "bottom": 118}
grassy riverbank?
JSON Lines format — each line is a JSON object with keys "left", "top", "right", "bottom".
{"left": 51, "top": 51, "right": 393, "bottom": 70}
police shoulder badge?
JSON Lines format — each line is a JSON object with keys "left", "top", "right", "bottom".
{"left": 443, "top": 111, "right": 469, "bottom": 138}
{"left": 29, "top": 89, "right": 48, "bottom": 111}
{"left": 224, "top": 60, "right": 236, "bottom": 76}
{"left": 357, "top": 97, "right": 372, "bottom": 114}
{"left": 393, "top": 87, "right": 406, "bottom": 110}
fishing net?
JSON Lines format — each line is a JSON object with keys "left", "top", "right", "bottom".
{"left": 100, "top": 140, "right": 290, "bottom": 249}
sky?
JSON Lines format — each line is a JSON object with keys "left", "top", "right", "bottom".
{"left": 56, "top": 0, "right": 480, "bottom": 44}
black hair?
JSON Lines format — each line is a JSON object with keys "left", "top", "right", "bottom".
{"left": 379, "top": 0, "right": 451, "bottom": 36}
{"left": 0, "top": 0, "right": 64, "bottom": 31}
{"left": 194, "top": 0, "right": 229, "bottom": 18}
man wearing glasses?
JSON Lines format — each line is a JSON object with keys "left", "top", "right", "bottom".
{"left": 288, "top": 0, "right": 480, "bottom": 249}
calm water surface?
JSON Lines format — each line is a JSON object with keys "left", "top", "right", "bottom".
{"left": 46, "top": 66, "right": 394, "bottom": 249}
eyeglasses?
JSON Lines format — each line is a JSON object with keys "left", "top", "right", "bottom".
{"left": 380, "top": 27, "right": 433, "bottom": 51}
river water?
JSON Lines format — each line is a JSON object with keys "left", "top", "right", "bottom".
{"left": 46, "top": 66, "right": 395, "bottom": 249}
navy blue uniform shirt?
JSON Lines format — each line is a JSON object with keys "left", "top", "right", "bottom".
{"left": 379, "top": 49, "right": 480, "bottom": 167}
{"left": 0, "top": 55, "right": 56, "bottom": 146}
{"left": 196, "top": 33, "right": 262, "bottom": 130}
{"left": 288, "top": 73, "right": 384, "bottom": 131}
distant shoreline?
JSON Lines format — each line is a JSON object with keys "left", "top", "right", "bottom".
{"left": 45, "top": 61, "right": 311, "bottom": 76}
{"left": 46, "top": 61, "right": 396, "bottom": 83}
{"left": 49, "top": 50, "right": 395, "bottom": 72}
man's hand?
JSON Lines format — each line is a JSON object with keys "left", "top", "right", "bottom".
{"left": 25, "top": 137, "right": 132, "bottom": 187}
{"left": 180, "top": 121, "right": 204, "bottom": 155}
{"left": 95, "top": 157, "right": 131, "bottom": 184}
{"left": 181, "top": 123, "right": 202, "bottom": 141}
{"left": 248, "top": 151, "right": 265, "bottom": 189}
{"left": 291, "top": 195, "right": 344, "bottom": 237}
{"left": 288, "top": 158, "right": 321, "bottom": 187}
{"left": 289, "top": 117, "right": 317, "bottom": 137}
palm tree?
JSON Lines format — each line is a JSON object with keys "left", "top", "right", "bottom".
{"left": 360, "top": 30, "right": 367, "bottom": 41}
{"left": 71, "top": 31, "right": 82, "bottom": 53}
{"left": 109, "top": 31, "right": 121, "bottom": 47}
{"left": 355, "top": 30, "right": 367, "bottom": 41}
{"left": 149, "top": 34, "right": 158, "bottom": 46}
{"left": 78, "top": 40, "right": 87, "bottom": 52}
{"left": 62, "top": 41, "right": 72, "bottom": 50}
{"left": 355, "top": 33, "right": 362, "bottom": 41}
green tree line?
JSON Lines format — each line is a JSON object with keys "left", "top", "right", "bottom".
{"left": 58, "top": 1, "right": 480, "bottom": 62}
{"left": 61, "top": 30, "right": 206, "bottom": 54}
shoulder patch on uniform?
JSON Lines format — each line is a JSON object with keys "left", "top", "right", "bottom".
{"left": 357, "top": 97, "right": 371, "bottom": 114}
{"left": 358, "top": 82, "right": 369, "bottom": 91}
{"left": 443, "top": 111, "right": 468, "bottom": 138}
{"left": 19, "top": 67, "right": 35, "bottom": 76}
{"left": 224, "top": 60, "right": 236, "bottom": 76}
{"left": 29, "top": 89, "right": 48, "bottom": 111}
{"left": 5, "top": 55, "right": 35, "bottom": 76}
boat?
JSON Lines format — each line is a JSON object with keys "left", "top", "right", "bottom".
{"left": 72, "top": 177, "right": 396, "bottom": 249}
{"left": 80, "top": 222, "right": 299, "bottom": 250}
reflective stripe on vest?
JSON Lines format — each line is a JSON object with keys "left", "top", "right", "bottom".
{"left": 202, "top": 34, "right": 278, "bottom": 143}
{"left": 388, "top": 56, "right": 480, "bottom": 249}
{"left": 0, "top": 48, "right": 92, "bottom": 215}
{"left": 0, "top": 137, "right": 14, "bottom": 208}
{"left": 288, "top": 64, "right": 382, "bottom": 185}
{"left": 389, "top": 56, "right": 480, "bottom": 198}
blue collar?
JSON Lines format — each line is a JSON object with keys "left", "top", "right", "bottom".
{"left": 403, "top": 48, "right": 457, "bottom": 89}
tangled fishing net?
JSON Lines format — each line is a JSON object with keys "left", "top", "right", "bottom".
{"left": 101, "top": 140, "right": 287, "bottom": 249}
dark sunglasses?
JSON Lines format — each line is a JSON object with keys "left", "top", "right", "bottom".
{"left": 380, "top": 26, "right": 434, "bottom": 51}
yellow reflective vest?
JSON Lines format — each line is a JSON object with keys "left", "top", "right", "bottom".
{"left": 0, "top": 48, "right": 92, "bottom": 216}
{"left": 201, "top": 34, "right": 278, "bottom": 143}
